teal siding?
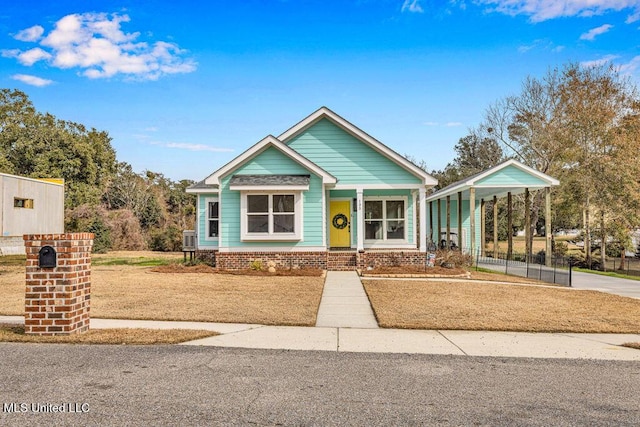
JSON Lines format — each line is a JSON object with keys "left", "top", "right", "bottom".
{"left": 476, "top": 165, "right": 549, "bottom": 187}
{"left": 429, "top": 199, "right": 481, "bottom": 250}
{"left": 198, "top": 194, "right": 219, "bottom": 248}
{"left": 220, "top": 146, "right": 324, "bottom": 248}
{"left": 288, "top": 119, "right": 422, "bottom": 185}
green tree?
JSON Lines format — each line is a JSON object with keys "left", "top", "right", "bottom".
{"left": 0, "top": 89, "right": 117, "bottom": 208}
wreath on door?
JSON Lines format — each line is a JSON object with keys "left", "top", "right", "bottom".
{"left": 332, "top": 213, "right": 348, "bottom": 229}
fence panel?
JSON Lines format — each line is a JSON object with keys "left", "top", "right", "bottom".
{"left": 475, "top": 250, "right": 571, "bottom": 287}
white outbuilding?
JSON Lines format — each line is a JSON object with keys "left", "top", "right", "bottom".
{"left": 0, "top": 173, "right": 64, "bottom": 255}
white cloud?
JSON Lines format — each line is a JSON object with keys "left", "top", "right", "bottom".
{"left": 579, "top": 24, "right": 613, "bottom": 40}
{"left": 445, "top": 122, "right": 463, "bottom": 127}
{"left": 517, "top": 39, "right": 563, "bottom": 53}
{"left": 619, "top": 55, "right": 640, "bottom": 74}
{"left": 11, "top": 74, "right": 54, "bottom": 87}
{"left": 580, "top": 54, "right": 620, "bottom": 67}
{"left": 476, "top": 0, "right": 640, "bottom": 22}
{"left": 424, "top": 121, "right": 439, "bottom": 126}
{"left": 13, "top": 25, "right": 44, "bottom": 42}
{"left": 402, "top": 0, "right": 424, "bottom": 13}
{"left": 16, "top": 48, "right": 52, "bottom": 66}
{"left": 626, "top": 9, "right": 640, "bottom": 22}
{"left": 162, "top": 142, "right": 234, "bottom": 153}
{"left": 7, "top": 12, "right": 196, "bottom": 81}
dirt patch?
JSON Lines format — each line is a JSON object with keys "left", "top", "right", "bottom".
{"left": 362, "top": 265, "right": 468, "bottom": 276}
{"left": 362, "top": 279, "right": 640, "bottom": 333}
{"left": 0, "top": 324, "right": 217, "bottom": 344}
{"left": 150, "top": 264, "right": 324, "bottom": 276}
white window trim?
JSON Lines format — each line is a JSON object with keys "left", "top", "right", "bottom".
{"left": 363, "top": 196, "right": 408, "bottom": 244}
{"left": 204, "top": 197, "right": 219, "bottom": 242}
{"left": 240, "top": 191, "right": 303, "bottom": 241}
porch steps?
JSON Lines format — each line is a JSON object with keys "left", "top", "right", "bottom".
{"left": 327, "top": 251, "right": 357, "bottom": 271}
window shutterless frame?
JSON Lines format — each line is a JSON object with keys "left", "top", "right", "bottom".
{"left": 240, "top": 192, "right": 303, "bottom": 241}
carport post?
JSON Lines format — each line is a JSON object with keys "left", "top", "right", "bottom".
{"left": 429, "top": 201, "right": 434, "bottom": 245}
{"left": 469, "top": 187, "right": 476, "bottom": 257}
{"left": 480, "top": 198, "right": 486, "bottom": 256}
{"left": 545, "top": 186, "right": 552, "bottom": 267}
{"left": 493, "top": 195, "right": 498, "bottom": 258}
{"left": 507, "top": 192, "right": 513, "bottom": 260}
{"left": 446, "top": 195, "right": 451, "bottom": 250}
{"left": 457, "top": 191, "right": 463, "bottom": 250}
{"left": 437, "top": 198, "right": 442, "bottom": 249}
{"left": 525, "top": 188, "right": 531, "bottom": 259}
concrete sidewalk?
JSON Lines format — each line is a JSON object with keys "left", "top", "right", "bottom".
{"left": 315, "top": 271, "right": 378, "bottom": 328}
{"left": 1, "top": 315, "right": 639, "bottom": 361}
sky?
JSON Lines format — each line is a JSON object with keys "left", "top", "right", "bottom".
{"left": 1, "top": 0, "right": 639, "bottom": 181}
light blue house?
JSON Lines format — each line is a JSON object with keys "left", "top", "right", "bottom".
{"left": 187, "top": 107, "right": 438, "bottom": 270}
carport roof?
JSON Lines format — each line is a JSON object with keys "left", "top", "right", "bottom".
{"left": 425, "top": 159, "right": 560, "bottom": 202}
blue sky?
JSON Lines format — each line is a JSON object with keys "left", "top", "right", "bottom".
{"left": 1, "top": 0, "right": 639, "bottom": 181}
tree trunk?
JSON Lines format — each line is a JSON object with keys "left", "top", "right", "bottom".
{"left": 619, "top": 250, "right": 626, "bottom": 271}
{"left": 584, "top": 197, "right": 591, "bottom": 268}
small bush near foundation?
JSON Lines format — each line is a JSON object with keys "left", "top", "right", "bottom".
{"left": 249, "top": 259, "right": 264, "bottom": 271}
{"left": 436, "top": 250, "right": 472, "bottom": 268}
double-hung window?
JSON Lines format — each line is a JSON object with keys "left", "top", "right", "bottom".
{"left": 364, "top": 199, "right": 406, "bottom": 241}
{"left": 205, "top": 198, "right": 219, "bottom": 240}
{"left": 242, "top": 193, "right": 302, "bottom": 241}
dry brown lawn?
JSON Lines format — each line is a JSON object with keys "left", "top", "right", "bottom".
{"left": 362, "top": 279, "right": 640, "bottom": 333}
{"left": 0, "top": 264, "right": 325, "bottom": 326}
{"left": 0, "top": 324, "right": 217, "bottom": 344}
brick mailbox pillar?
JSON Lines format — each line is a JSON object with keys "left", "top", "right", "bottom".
{"left": 24, "top": 233, "right": 94, "bottom": 336}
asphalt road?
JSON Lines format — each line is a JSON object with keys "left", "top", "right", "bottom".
{"left": 1, "top": 344, "right": 639, "bottom": 426}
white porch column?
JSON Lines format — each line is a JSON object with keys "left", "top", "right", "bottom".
{"left": 356, "top": 189, "right": 364, "bottom": 251}
{"left": 469, "top": 187, "right": 476, "bottom": 256}
{"left": 419, "top": 187, "right": 426, "bottom": 252}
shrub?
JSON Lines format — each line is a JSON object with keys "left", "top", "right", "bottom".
{"left": 250, "top": 259, "right": 264, "bottom": 271}
{"left": 148, "top": 225, "right": 182, "bottom": 252}
{"left": 435, "top": 249, "right": 472, "bottom": 268}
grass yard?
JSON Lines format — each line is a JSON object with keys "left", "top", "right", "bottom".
{"left": 0, "top": 324, "right": 217, "bottom": 344}
{"left": 362, "top": 279, "right": 640, "bottom": 333}
{"left": 0, "top": 262, "right": 325, "bottom": 326}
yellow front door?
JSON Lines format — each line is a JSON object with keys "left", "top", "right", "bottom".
{"left": 329, "top": 200, "right": 351, "bottom": 248}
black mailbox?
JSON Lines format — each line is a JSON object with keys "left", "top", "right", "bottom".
{"left": 38, "top": 246, "right": 57, "bottom": 268}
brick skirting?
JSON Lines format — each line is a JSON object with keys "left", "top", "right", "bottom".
{"left": 196, "top": 249, "right": 429, "bottom": 271}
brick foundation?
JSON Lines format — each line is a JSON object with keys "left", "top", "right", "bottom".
{"left": 24, "top": 233, "right": 94, "bottom": 336}
{"left": 195, "top": 248, "right": 430, "bottom": 271}
{"left": 358, "top": 250, "right": 429, "bottom": 270}
{"left": 215, "top": 251, "right": 327, "bottom": 270}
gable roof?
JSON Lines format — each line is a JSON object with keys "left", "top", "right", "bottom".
{"left": 278, "top": 107, "right": 437, "bottom": 186}
{"left": 201, "top": 135, "right": 336, "bottom": 186}
{"left": 426, "top": 159, "right": 560, "bottom": 201}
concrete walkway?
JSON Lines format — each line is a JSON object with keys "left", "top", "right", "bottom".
{"left": 315, "top": 271, "right": 378, "bottom": 328}
{"left": 1, "top": 315, "right": 639, "bottom": 361}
